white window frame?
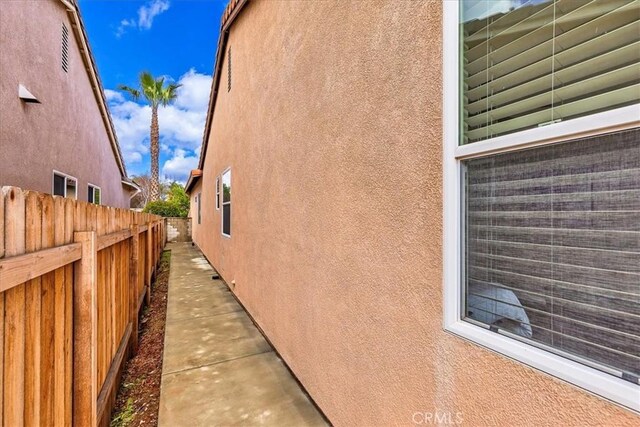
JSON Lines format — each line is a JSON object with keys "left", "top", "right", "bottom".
{"left": 216, "top": 176, "right": 220, "bottom": 210}
{"left": 442, "top": 1, "right": 640, "bottom": 412}
{"left": 88, "top": 183, "right": 101, "bottom": 205}
{"left": 221, "top": 168, "right": 231, "bottom": 238}
{"left": 52, "top": 170, "right": 78, "bottom": 199}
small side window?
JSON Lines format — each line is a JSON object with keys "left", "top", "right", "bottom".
{"left": 88, "top": 184, "right": 101, "bottom": 205}
{"left": 52, "top": 171, "right": 77, "bottom": 199}
{"left": 216, "top": 176, "right": 220, "bottom": 210}
{"left": 221, "top": 169, "right": 231, "bottom": 237}
{"left": 53, "top": 173, "right": 65, "bottom": 196}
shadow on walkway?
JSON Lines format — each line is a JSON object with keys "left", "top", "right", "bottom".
{"left": 158, "top": 243, "right": 328, "bottom": 427}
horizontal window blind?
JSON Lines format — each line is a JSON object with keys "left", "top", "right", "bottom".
{"left": 464, "top": 128, "right": 640, "bottom": 382}
{"left": 460, "top": 0, "right": 640, "bottom": 144}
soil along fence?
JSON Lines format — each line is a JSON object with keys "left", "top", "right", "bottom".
{"left": 0, "top": 186, "right": 166, "bottom": 427}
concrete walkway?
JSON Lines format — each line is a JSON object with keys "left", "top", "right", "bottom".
{"left": 158, "top": 243, "right": 328, "bottom": 427}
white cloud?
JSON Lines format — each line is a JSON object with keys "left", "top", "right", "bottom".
{"left": 115, "top": 19, "right": 136, "bottom": 38}
{"left": 162, "top": 148, "right": 199, "bottom": 182}
{"left": 138, "top": 0, "right": 170, "bottom": 30}
{"left": 104, "top": 89, "right": 124, "bottom": 103}
{"left": 116, "top": 0, "right": 170, "bottom": 37}
{"left": 107, "top": 69, "right": 212, "bottom": 181}
{"left": 174, "top": 69, "right": 212, "bottom": 111}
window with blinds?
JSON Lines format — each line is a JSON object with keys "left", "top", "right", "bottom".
{"left": 464, "top": 128, "right": 640, "bottom": 382}
{"left": 460, "top": 0, "right": 640, "bottom": 144}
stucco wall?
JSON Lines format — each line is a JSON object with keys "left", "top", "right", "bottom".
{"left": 191, "top": 1, "right": 639, "bottom": 425}
{"left": 0, "top": 0, "right": 131, "bottom": 208}
{"left": 166, "top": 217, "right": 191, "bottom": 243}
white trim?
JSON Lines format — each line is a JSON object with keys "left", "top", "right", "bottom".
{"left": 88, "top": 183, "right": 101, "bottom": 205}
{"left": 456, "top": 105, "right": 640, "bottom": 160}
{"left": 444, "top": 321, "right": 640, "bottom": 411}
{"left": 442, "top": 0, "right": 639, "bottom": 413}
{"left": 52, "top": 170, "right": 78, "bottom": 200}
{"left": 221, "top": 168, "right": 231, "bottom": 238}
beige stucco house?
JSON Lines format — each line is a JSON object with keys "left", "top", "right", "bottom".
{"left": 188, "top": 0, "right": 640, "bottom": 425}
{"left": 0, "top": 0, "right": 138, "bottom": 208}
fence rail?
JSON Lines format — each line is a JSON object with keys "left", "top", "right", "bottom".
{"left": 0, "top": 186, "right": 166, "bottom": 427}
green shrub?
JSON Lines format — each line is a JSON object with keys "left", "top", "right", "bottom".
{"left": 166, "top": 182, "right": 189, "bottom": 215}
{"left": 143, "top": 200, "right": 185, "bottom": 217}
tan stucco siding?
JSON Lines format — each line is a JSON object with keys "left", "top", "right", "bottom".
{"left": 191, "top": 1, "right": 639, "bottom": 425}
{"left": 0, "top": 0, "right": 131, "bottom": 208}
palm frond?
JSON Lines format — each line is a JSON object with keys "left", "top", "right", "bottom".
{"left": 160, "top": 83, "right": 181, "bottom": 106}
{"left": 119, "top": 71, "right": 181, "bottom": 108}
{"left": 117, "top": 85, "right": 141, "bottom": 100}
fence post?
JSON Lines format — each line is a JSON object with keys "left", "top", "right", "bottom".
{"left": 146, "top": 222, "right": 152, "bottom": 305}
{"left": 129, "top": 226, "right": 139, "bottom": 353}
{"left": 73, "top": 231, "right": 97, "bottom": 427}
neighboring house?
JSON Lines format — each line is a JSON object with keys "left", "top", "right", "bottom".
{"left": 187, "top": 0, "right": 640, "bottom": 425}
{"left": 0, "top": 0, "right": 139, "bottom": 208}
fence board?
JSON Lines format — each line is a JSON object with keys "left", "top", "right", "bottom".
{"left": 40, "top": 194, "right": 55, "bottom": 426}
{"left": 73, "top": 231, "right": 97, "bottom": 427}
{"left": 64, "top": 197, "right": 74, "bottom": 427}
{"left": 24, "top": 191, "right": 42, "bottom": 427}
{"left": 54, "top": 197, "right": 66, "bottom": 426}
{"left": 0, "top": 244, "right": 81, "bottom": 292}
{"left": 97, "top": 229, "right": 132, "bottom": 251}
{"left": 0, "top": 185, "right": 5, "bottom": 426}
{"left": 3, "top": 187, "right": 26, "bottom": 426}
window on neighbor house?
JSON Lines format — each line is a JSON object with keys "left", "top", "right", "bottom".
{"left": 221, "top": 169, "right": 231, "bottom": 237}
{"left": 88, "top": 184, "right": 101, "bottom": 205}
{"left": 216, "top": 176, "right": 220, "bottom": 210}
{"left": 197, "top": 192, "right": 202, "bottom": 225}
{"left": 53, "top": 172, "right": 77, "bottom": 199}
{"left": 444, "top": 0, "right": 640, "bottom": 410}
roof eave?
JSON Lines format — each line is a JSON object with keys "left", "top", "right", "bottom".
{"left": 185, "top": 169, "right": 203, "bottom": 194}
{"left": 197, "top": 0, "right": 249, "bottom": 171}
{"left": 58, "top": 0, "right": 128, "bottom": 179}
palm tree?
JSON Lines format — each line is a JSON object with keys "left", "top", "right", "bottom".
{"left": 119, "top": 72, "right": 180, "bottom": 201}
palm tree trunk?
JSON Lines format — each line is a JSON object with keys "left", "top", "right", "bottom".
{"left": 150, "top": 104, "right": 160, "bottom": 201}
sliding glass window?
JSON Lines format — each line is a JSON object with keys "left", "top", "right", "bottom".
{"left": 445, "top": 0, "right": 640, "bottom": 409}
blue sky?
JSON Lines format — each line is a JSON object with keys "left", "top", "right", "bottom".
{"left": 79, "top": 0, "right": 228, "bottom": 181}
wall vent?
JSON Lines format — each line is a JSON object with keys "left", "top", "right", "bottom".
{"left": 227, "top": 47, "right": 231, "bottom": 92}
{"left": 62, "top": 23, "right": 69, "bottom": 73}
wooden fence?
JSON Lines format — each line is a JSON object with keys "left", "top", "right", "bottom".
{"left": 0, "top": 187, "right": 166, "bottom": 427}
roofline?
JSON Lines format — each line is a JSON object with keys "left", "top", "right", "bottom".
{"left": 185, "top": 169, "right": 203, "bottom": 193}
{"left": 58, "top": 0, "right": 128, "bottom": 179}
{"left": 197, "top": 0, "right": 249, "bottom": 170}
{"left": 121, "top": 179, "right": 142, "bottom": 200}
{"left": 121, "top": 178, "right": 142, "bottom": 192}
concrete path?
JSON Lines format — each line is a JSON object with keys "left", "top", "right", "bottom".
{"left": 158, "top": 243, "right": 328, "bottom": 427}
